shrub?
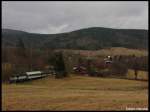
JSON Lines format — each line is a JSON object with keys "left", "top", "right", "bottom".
{"left": 110, "top": 61, "right": 128, "bottom": 76}
{"left": 2, "top": 63, "right": 13, "bottom": 82}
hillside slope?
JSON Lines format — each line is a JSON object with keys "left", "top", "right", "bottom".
{"left": 64, "top": 47, "right": 148, "bottom": 57}
{"left": 2, "top": 27, "right": 148, "bottom": 50}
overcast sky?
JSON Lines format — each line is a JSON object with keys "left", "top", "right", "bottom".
{"left": 2, "top": 1, "right": 148, "bottom": 34}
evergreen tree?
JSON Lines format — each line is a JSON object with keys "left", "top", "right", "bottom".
{"left": 132, "top": 57, "right": 139, "bottom": 80}
{"left": 16, "top": 38, "right": 26, "bottom": 57}
{"left": 48, "top": 51, "right": 67, "bottom": 78}
{"left": 86, "top": 59, "right": 94, "bottom": 76}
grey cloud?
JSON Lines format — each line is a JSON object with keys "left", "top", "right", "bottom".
{"left": 2, "top": 1, "right": 148, "bottom": 34}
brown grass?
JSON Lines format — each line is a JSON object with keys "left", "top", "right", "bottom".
{"left": 2, "top": 74, "right": 148, "bottom": 111}
{"left": 63, "top": 47, "right": 148, "bottom": 57}
{"left": 127, "top": 69, "right": 148, "bottom": 80}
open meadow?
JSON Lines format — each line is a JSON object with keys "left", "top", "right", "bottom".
{"left": 2, "top": 1, "right": 148, "bottom": 111}
{"left": 65, "top": 47, "right": 148, "bottom": 57}
{"left": 2, "top": 71, "right": 148, "bottom": 111}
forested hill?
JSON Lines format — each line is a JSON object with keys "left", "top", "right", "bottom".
{"left": 2, "top": 27, "right": 148, "bottom": 50}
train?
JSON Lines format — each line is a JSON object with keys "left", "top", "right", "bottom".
{"left": 9, "top": 71, "right": 52, "bottom": 83}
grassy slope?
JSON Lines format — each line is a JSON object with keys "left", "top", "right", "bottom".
{"left": 97, "top": 47, "right": 148, "bottom": 56}
{"left": 64, "top": 47, "right": 148, "bottom": 57}
{"left": 2, "top": 74, "right": 148, "bottom": 111}
{"left": 127, "top": 69, "right": 148, "bottom": 80}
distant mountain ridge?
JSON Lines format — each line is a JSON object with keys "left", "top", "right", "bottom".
{"left": 2, "top": 27, "right": 148, "bottom": 50}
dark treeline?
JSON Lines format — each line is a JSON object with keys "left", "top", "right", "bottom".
{"left": 76, "top": 55, "right": 148, "bottom": 79}
{"left": 2, "top": 46, "right": 81, "bottom": 81}
{"left": 113, "top": 55, "right": 148, "bottom": 71}
{"left": 2, "top": 39, "right": 148, "bottom": 81}
{"left": 2, "top": 47, "right": 52, "bottom": 81}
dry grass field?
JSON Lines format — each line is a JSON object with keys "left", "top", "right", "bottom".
{"left": 96, "top": 47, "right": 148, "bottom": 57}
{"left": 64, "top": 47, "right": 148, "bottom": 57}
{"left": 127, "top": 69, "right": 148, "bottom": 81}
{"left": 2, "top": 72, "right": 148, "bottom": 111}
